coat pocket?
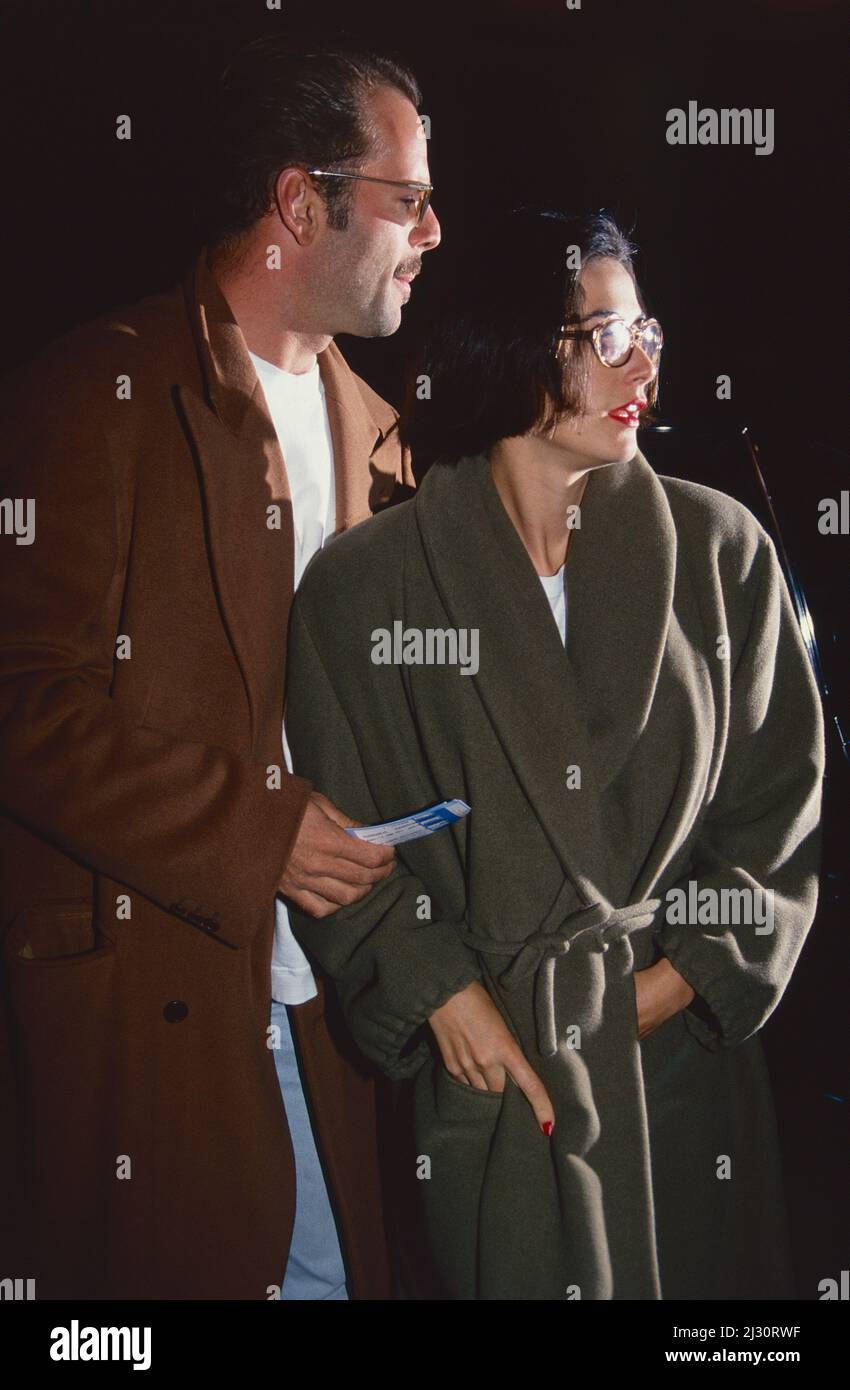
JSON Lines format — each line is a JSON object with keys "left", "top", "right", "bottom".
{"left": 435, "top": 1063, "right": 506, "bottom": 1110}
{"left": 4, "top": 898, "right": 115, "bottom": 965}
{"left": 3, "top": 898, "right": 118, "bottom": 1048}
{"left": 2, "top": 900, "right": 120, "bottom": 1272}
{"left": 412, "top": 1059, "right": 505, "bottom": 1298}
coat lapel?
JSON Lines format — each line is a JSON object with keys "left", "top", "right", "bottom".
{"left": 414, "top": 450, "right": 677, "bottom": 901}
{"left": 319, "top": 342, "right": 400, "bottom": 528}
{"left": 176, "top": 251, "right": 399, "bottom": 758}
{"left": 176, "top": 251, "right": 293, "bottom": 759}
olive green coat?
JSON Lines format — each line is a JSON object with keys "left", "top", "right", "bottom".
{"left": 285, "top": 449, "right": 825, "bottom": 1300}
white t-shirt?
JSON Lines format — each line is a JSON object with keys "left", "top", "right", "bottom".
{"left": 249, "top": 350, "right": 336, "bottom": 1006}
{"left": 539, "top": 563, "right": 567, "bottom": 645}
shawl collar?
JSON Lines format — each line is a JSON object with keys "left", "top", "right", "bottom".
{"left": 175, "top": 249, "right": 397, "bottom": 755}
{"left": 413, "top": 450, "right": 678, "bottom": 904}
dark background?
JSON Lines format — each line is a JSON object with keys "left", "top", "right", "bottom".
{"left": 2, "top": 0, "right": 846, "bottom": 1299}
{"left": 2, "top": 0, "right": 847, "bottom": 439}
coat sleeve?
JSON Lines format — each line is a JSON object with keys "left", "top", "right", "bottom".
{"left": 656, "top": 533, "right": 825, "bottom": 1051}
{"left": 285, "top": 598, "right": 483, "bottom": 1080}
{"left": 0, "top": 336, "right": 312, "bottom": 950}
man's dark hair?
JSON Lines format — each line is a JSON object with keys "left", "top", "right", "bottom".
{"left": 401, "top": 208, "right": 651, "bottom": 475}
{"left": 203, "top": 33, "right": 421, "bottom": 249}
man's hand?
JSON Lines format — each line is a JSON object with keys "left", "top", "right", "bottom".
{"left": 428, "top": 980, "right": 556, "bottom": 1135}
{"left": 634, "top": 956, "right": 696, "bottom": 1040}
{"left": 279, "top": 791, "right": 395, "bottom": 918}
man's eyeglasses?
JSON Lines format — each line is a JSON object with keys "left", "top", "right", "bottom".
{"left": 559, "top": 315, "right": 664, "bottom": 370}
{"left": 306, "top": 168, "right": 434, "bottom": 225}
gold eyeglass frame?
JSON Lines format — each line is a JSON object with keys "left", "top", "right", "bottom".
{"left": 559, "top": 314, "right": 664, "bottom": 369}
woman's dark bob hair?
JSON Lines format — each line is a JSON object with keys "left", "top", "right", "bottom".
{"left": 401, "top": 208, "right": 656, "bottom": 475}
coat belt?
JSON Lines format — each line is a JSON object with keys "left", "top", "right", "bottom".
{"left": 459, "top": 889, "right": 662, "bottom": 1057}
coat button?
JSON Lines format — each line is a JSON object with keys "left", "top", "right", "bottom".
{"left": 163, "top": 1000, "right": 188, "bottom": 1023}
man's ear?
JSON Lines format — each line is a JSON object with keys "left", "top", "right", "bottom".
{"left": 273, "top": 167, "right": 322, "bottom": 247}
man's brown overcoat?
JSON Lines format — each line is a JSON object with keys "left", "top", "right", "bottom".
{"left": 285, "top": 449, "right": 825, "bottom": 1300}
{"left": 0, "top": 250, "right": 413, "bottom": 1299}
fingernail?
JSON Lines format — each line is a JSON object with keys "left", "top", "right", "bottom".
{"left": 541, "top": 1120, "right": 554, "bottom": 1137}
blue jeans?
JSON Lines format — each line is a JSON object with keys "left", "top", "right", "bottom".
{"left": 270, "top": 1000, "right": 349, "bottom": 1300}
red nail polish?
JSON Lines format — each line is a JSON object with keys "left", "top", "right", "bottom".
{"left": 541, "top": 1120, "right": 554, "bottom": 1137}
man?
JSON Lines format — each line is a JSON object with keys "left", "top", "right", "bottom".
{"left": 0, "top": 35, "right": 440, "bottom": 1300}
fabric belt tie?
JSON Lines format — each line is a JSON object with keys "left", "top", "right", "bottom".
{"left": 459, "top": 892, "right": 662, "bottom": 1057}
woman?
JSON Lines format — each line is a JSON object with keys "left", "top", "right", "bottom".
{"left": 284, "top": 210, "right": 825, "bottom": 1300}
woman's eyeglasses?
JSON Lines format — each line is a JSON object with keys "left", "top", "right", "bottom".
{"left": 306, "top": 168, "right": 434, "bottom": 225}
{"left": 559, "top": 315, "right": 664, "bottom": 369}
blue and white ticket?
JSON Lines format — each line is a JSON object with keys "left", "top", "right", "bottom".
{"left": 345, "top": 799, "right": 471, "bottom": 845}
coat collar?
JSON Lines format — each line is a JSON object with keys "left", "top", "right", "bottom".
{"left": 182, "top": 247, "right": 396, "bottom": 528}
{"left": 175, "top": 248, "right": 399, "bottom": 754}
{"left": 412, "top": 449, "right": 678, "bottom": 900}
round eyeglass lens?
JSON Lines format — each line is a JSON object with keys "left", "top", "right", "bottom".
{"left": 596, "top": 319, "right": 633, "bottom": 365}
{"left": 640, "top": 321, "right": 663, "bottom": 363}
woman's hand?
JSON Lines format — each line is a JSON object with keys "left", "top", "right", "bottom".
{"left": 427, "top": 980, "right": 556, "bottom": 1135}
{"left": 634, "top": 957, "right": 696, "bottom": 1039}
